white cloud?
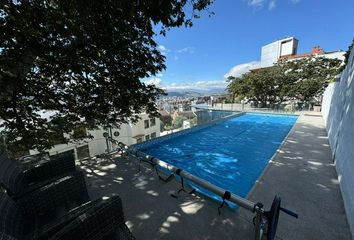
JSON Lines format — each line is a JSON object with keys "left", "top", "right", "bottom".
{"left": 163, "top": 80, "right": 227, "bottom": 91}
{"left": 176, "top": 47, "right": 195, "bottom": 54}
{"left": 144, "top": 77, "right": 162, "bottom": 86}
{"left": 158, "top": 45, "right": 170, "bottom": 55}
{"left": 245, "top": 0, "right": 300, "bottom": 10}
{"left": 247, "top": 0, "right": 266, "bottom": 8}
{"left": 268, "top": 0, "right": 276, "bottom": 10}
{"left": 224, "top": 61, "right": 260, "bottom": 78}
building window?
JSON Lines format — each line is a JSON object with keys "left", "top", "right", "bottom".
{"left": 76, "top": 145, "right": 90, "bottom": 159}
{"left": 137, "top": 138, "right": 143, "bottom": 143}
{"left": 151, "top": 132, "right": 156, "bottom": 139}
{"left": 150, "top": 118, "right": 156, "bottom": 126}
{"left": 144, "top": 119, "right": 149, "bottom": 129}
{"left": 145, "top": 135, "right": 150, "bottom": 141}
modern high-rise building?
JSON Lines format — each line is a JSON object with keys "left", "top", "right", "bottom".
{"left": 260, "top": 37, "right": 299, "bottom": 68}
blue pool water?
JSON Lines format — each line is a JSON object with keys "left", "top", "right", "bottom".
{"left": 140, "top": 113, "right": 298, "bottom": 203}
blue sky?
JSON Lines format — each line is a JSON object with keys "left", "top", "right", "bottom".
{"left": 146, "top": 0, "right": 354, "bottom": 92}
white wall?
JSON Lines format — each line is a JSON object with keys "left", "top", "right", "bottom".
{"left": 280, "top": 38, "right": 297, "bottom": 56}
{"left": 129, "top": 114, "right": 160, "bottom": 144}
{"left": 261, "top": 41, "right": 279, "bottom": 68}
{"left": 322, "top": 47, "right": 354, "bottom": 236}
{"left": 261, "top": 37, "right": 297, "bottom": 68}
{"left": 321, "top": 51, "right": 346, "bottom": 61}
{"left": 29, "top": 114, "right": 160, "bottom": 158}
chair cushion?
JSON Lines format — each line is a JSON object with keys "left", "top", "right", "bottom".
{"left": 0, "top": 193, "right": 24, "bottom": 239}
{"left": 0, "top": 156, "right": 28, "bottom": 196}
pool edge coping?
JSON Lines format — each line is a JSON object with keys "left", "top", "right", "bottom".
{"left": 243, "top": 112, "right": 302, "bottom": 203}
{"left": 245, "top": 111, "right": 299, "bottom": 117}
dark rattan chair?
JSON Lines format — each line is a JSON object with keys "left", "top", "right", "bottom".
{"left": 18, "top": 150, "right": 76, "bottom": 185}
{"left": 0, "top": 171, "right": 134, "bottom": 239}
{"left": 0, "top": 153, "right": 76, "bottom": 198}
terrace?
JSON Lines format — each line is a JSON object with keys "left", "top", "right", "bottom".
{"left": 79, "top": 112, "right": 351, "bottom": 239}
{"left": 2, "top": 2, "right": 354, "bottom": 239}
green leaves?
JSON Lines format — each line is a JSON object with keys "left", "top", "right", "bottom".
{"left": 228, "top": 56, "right": 342, "bottom": 105}
{"left": 0, "top": 0, "right": 212, "bottom": 154}
{"left": 172, "top": 116, "right": 187, "bottom": 129}
{"left": 280, "top": 57, "right": 342, "bottom": 101}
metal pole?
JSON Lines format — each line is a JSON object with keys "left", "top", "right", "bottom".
{"left": 105, "top": 137, "right": 110, "bottom": 152}
{"left": 254, "top": 204, "right": 265, "bottom": 240}
{"left": 109, "top": 127, "right": 113, "bottom": 151}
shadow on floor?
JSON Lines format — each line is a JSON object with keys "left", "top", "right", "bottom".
{"left": 78, "top": 155, "right": 255, "bottom": 240}
{"left": 77, "top": 114, "right": 351, "bottom": 240}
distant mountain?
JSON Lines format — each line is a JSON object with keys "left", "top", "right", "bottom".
{"left": 165, "top": 89, "right": 227, "bottom": 98}
{"left": 198, "top": 88, "right": 227, "bottom": 95}
{"left": 166, "top": 91, "right": 202, "bottom": 97}
{"left": 183, "top": 91, "right": 204, "bottom": 97}
{"left": 166, "top": 91, "right": 184, "bottom": 97}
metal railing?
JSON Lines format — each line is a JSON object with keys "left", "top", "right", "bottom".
{"left": 118, "top": 142, "right": 298, "bottom": 240}
{"left": 160, "top": 109, "right": 236, "bottom": 137}
{"left": 210, "top": 102, "right": 318, "bottom": 114}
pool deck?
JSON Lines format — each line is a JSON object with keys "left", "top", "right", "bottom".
{"left": 79, "top": 112, "right": 351, "bottom": 239}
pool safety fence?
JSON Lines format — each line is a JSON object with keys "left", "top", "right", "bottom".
{"left": 118, "top": 142, "right": 298, "bottom": 240}
{"left": 133, "top": 111, "right": 243, "bottom": 150}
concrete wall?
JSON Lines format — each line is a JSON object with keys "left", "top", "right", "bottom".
{"left": 280, "top": 38, "right": 297, "bottom": 56}
{"left": 261, "top": 37, "right": 298, "bottom": 68}
{"left": 320, "top": 51, "right": 346, "bottom": 61}
{"left": 261, "top": 41, "right": 279, "bottom": 68}
{"left": 322, "top": 47, "right": 354, "bottom": 236}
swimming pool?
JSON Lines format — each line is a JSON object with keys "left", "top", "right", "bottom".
{"left": 139, "top": 113, "right": 298, "bottom": 203}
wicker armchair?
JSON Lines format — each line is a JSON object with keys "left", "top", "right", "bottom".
{"left": 18, "top": 150, "right": 76, "bottom": 185}
{"left": 0, "top": 171, "right": 135, "bottom": 240}
{"left": 0, "top": 153, "right": 76, "bottom": 198}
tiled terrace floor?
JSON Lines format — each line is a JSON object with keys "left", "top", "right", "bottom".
{"left": 79, "top": 113, "right": 351, "bottom": 240}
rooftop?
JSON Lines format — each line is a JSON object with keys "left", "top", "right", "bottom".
{"left": 279, "top": 46, "right": 344, "bottom": 60}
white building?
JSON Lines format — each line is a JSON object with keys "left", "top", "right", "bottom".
{"left": 258, "top": 37, "right": 345, "bottom": 69}
{"left": 29, "top": 113, "right": 160, "bottom": 159}
{"left": 282, "top": 47, "right": 346, "bottom": 62}
{"left": 260, "top": 37, "right": 299, "bottom": 68}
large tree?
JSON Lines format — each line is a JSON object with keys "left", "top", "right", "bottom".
{"left": 0, "top": 0, "right": 213, "bottom": 155}
{"left": 280, "top": 57, "right": 342, "bottom": 101}
{"left": 228, "top": 56, "right": 342, "bottom": 106}
{"left": 227, "top": 65, "right": 289, "bottom": 106}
